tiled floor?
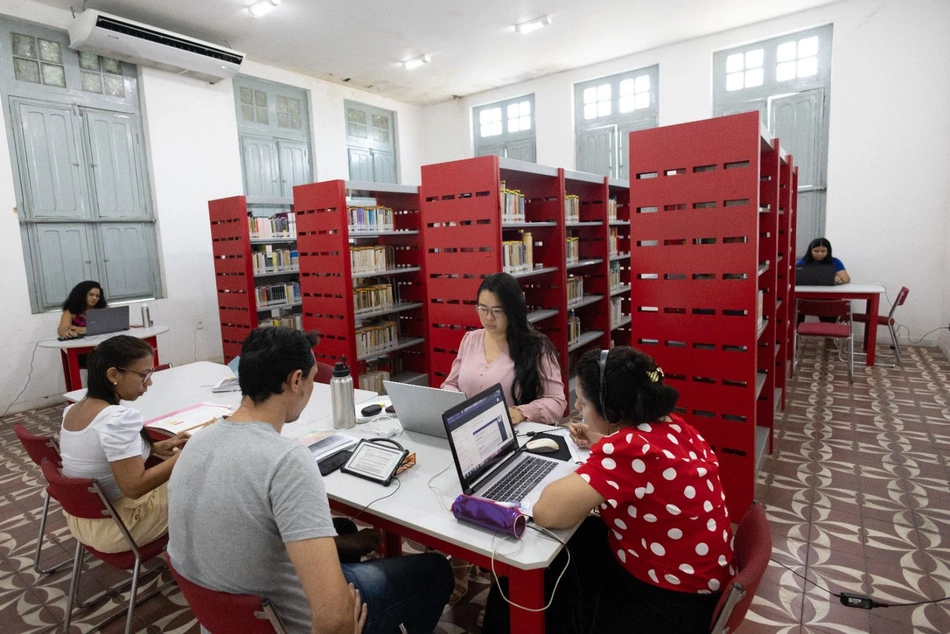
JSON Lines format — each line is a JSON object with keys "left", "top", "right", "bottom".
{"left": 1, "top": 342, "right": 948, "bottom": 633}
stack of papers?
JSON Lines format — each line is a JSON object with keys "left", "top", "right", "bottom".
{"left": 297, "top": 430, "right": 359, "bottom": 462}
{"left": 145, "top": 403, "right": 234, "bottom": 436}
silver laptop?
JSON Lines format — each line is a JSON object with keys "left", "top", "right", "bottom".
{"left": 441, "top": 384, "right": 575, "bottom": 517}
{"left": 85, "top": 306, "right": 130, "bottom": 336}
{"left": 383, "top": 381, "right": 468, "bottom": 439}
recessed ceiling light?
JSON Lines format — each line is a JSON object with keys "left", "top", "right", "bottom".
{"left": 516, "top": 15, "right": 552, "bottom": 34}
{"left": 248, "top": 0, "right": 281, "bottom": 18}
{"left": 402, "top": 55, "right": 431, "bottom": 70}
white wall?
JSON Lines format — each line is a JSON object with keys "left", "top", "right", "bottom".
{"left": 0, "top": 0, "right": 425, "bottom": 414}
{"left": 423, "top": 0, "right": 950, "bottom": 351}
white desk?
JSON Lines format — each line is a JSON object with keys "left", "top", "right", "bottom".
{"left": 794, "top": 283, "right": 886, "bottom": 365}
{"left": 40, "top": 325, "right": 170, "bottom": 391}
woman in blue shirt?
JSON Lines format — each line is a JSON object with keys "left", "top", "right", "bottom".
{"left": 796, "top": 237, "right": 850, "bottom": 285}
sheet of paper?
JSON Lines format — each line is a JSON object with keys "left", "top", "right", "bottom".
{"left": 297, "top": 431, "right": 359, "bottom": 462}
{"left": 145, "top": 403, "right": 233, "bottom": 436}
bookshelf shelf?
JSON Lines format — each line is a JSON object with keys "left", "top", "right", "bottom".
{"left": 348, "top": 229, "right": 420, "bottom": 238}
{"left": 568, "top": 330, "right": 604, "bottom": 352}
{"left": 609, "top": 253, "right": 631, "bottom": 262}
{"left": 566, "top": 221, "right": 603, "bottom": 228}
{"left": 612, "top": 316, "right": 632, "bottom": 330}
{"left": 354, "top": 301, "right": 425, "bottom": 321}
{"left": 566, "top": 258, "right": 604, "bottom": 270}
{"left": 502, "top": 221, "right": 559, "bottom": 229}
{"left": 250, "top": 237, "right": 296, "bottom": 245}
{"left": 254, "top": 268, "right": 300, "bottom": 278}
{"left": 627, "top": 112, "right": 796, "bottom": 522}
{"left": 527, "top": 309, "right": 559, "bottom": 324}
{"left": 391, "top": 371, "right": 428, "bottom": 386}
{"left": 258, "top": 300, "right": 302, "bottom": 312}
{"left": 610, "top": 285, "right": 631, "bottom": 296}
{"left": 358, "top": 336, "right": 426, "bottom": 362}
{"left": 511, "top": 266, "right": 559, "bottom": 279}
{"left": 352, "top": 266, "right": 422, "bottom": 280}
{"left": 568, "top": 294, "right": 603, "bottom": 310}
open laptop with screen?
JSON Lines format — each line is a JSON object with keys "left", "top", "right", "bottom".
{"left": 85, "top": 306, "right": 130, "bottom": 336}
{"left": 383, "top": 380, "right": 467, "bottom": 439}
{"left": 441, "top": 383, "right": 575, "bottom": 517}
{"left": 796, "top": 265, "right": 837, "bottom": 286}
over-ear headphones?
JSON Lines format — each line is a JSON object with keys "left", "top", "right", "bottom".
{"left": 598, "top": 349, "right": 609, "bottom": 419}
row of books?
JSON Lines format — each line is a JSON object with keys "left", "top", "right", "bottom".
{"left": 610, "top": 297, "right": 624, "bottom": 327}
{"left": 249, "top": 212, "right": 296, "bottom": 239}
{"left": 359, "top": 369, "right": 391, "bottom": 394}
{"left": 348, "top": 205, "right": 395, "bottom": 233}
{"left": 609, "top": 261, "right": 622, "bottom": 290}
{"left": 351, "top": 245, "right": 395, "bottom": 275}
{"left": 608, "top": 227, "right": 620, "bottom": 256}
{"left": 355, "top": 320, "right": 399, "bottom": 357}
{"left": 259, "top": 313, "right": 303, "bottom": 329}
{"left": 608, "top": 198, "right": 618, "bottom": 222}
{"left": 565, "top": 195, "right": 580, "bottom": 223}
{"left": 252, "top": 247, "right": 298, "bottom": 275}
{"left": 354, "top": 282, "right": 395, "bottom": 314}
{"left": 500, "top": 182, "right": 526, "bottom": 223}
{"left": 567, "top": 275, "right": 584, "bottom": 306}
{"left": 502, "top": 234, "right": 533, "bottom": 274}
{"left": 256, "top": 282, "right": 301, "bottom": 308}
{"left": 566, "top": 235, "right": 580, "bottom": 264}
{"left": 567, "top": 310, "right": 582, "bottom": 344}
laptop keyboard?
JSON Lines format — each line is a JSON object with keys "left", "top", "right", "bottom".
{"left": 483, "top": 455, "right": 558, "bottom": 503}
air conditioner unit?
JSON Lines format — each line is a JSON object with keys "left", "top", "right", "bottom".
{"left": 68, "top": 10, "right": 244, "bottom": 84}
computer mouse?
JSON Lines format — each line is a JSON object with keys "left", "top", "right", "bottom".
{"left": 525, "top": 438, "right": 559, "bottom": 453}
{"left": 360, "top": 404, "right": 383, "bottom": 417}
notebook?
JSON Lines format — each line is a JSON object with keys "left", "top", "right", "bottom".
{"left": 441, "top": 384, "right": 575, "bottom": 517}
{"left": 383, "top": 380, "right": 467, "bottom": 439}
{"left": 796, "top": 265, "right": 837, "bottom": 286}
{"left": 84, "top": 306, "right": 130, "bottom": 336}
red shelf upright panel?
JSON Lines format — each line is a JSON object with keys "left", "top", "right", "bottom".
{"left": 420, "top": 156, "right": 568, "bottom": 390}
{"left": 774, "top": 150, "right": 796, "bottom": 411}
{"left": 608, "top": 177, "right": 633, "bottom": 348}
{"left": 294, "top": 180, "right": 428, "bottom": 386}
{"left": 627, "top": 111, "right": 772, "bottom": 521}
{"left": 209, "top": 196, "right": 258, "bottom": 363}
{"left": 756, "top": 142, "right": 780, "bottom": 451}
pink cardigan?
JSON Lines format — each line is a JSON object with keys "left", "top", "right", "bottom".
{"left": 441, "top": 329, "right": 566, "bottom": 425}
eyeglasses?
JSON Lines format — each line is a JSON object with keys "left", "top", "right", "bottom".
{"left": 475, "top": 304, "right": 505, "bottom": 318}
{"left": 118, "top": 367, "right": 155, "bottom": 385}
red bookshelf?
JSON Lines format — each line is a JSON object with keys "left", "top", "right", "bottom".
{"left": 627, "top": 112, "right": 796, "bottom": 521}
{"left": 293, "top": 180, "right": 429, "bottom": 387}
{"left": 608, "top": 176, "right": 633, "bottom": 349}
{"left": 420, "top": 156, "right": 569, "bottom": 390}
{"left": 775, "top": 150, "right": 798, "bottom": 412}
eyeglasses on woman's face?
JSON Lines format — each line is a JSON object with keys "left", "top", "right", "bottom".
{"left": 118, "top": 367, "right": 155, "bottom": 385}
{"left": 475, "top": 304, "right": 506, "bottom": 319}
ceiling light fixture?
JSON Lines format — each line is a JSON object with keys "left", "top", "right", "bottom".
{"left": 402, "top": 54, "right": 430, "bottom": 70}
{"left": 248, "top": 0, "right": 281, "bottom": 18}
{"left": 515, "top": 15, "right": 552, "bottom": 34}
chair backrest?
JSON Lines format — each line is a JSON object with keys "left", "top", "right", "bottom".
{"left": 15, "top": 423, "right": 61, "bottom": 467}
{"left": 168, "top": 559, "right": 287, "bottom": 634}
{"left": 797, "top": 298, "right": 851, "bottom": 320}
{"left": 710, "top": 503, "right": 772, "bottom": 634}
{"left": 888, "top": 287, "right": 910, "bottom": 318}
{"left": 40, "top": 459, "right": 110, "bottom": 521}
{"left": 315, "top": 361, "right": 335, "bottom": 385}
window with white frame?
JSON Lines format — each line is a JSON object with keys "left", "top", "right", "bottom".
{"left": 473, "top": 95, "right": 536, "bottom": 162}
{"left": 575, "top": 65, "right": 658, "bottom": 179}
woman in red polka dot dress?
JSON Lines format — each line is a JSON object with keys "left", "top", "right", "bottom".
{"left": 530, "top": 346, "right": 735, "bottom": 633}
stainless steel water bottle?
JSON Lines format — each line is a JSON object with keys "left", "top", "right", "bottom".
{"left": 330, "top": 357, "right": 356, "bottom": 429}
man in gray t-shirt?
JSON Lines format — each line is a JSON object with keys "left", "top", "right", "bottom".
{"left": 168, "top": 328, "right": 452, "bottom": 634}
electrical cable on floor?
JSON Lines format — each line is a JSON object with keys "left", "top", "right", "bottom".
{"left": 894, "top": 324, "right": 950, "bottom": 346}
{"left": 3, "top": 342, "right": 41, "bottom": 417}
{"left": 770, "top": 557, "right": 950, "bottom": 609}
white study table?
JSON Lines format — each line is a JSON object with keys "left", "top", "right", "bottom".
{"left": 794, "top": 283, "right": 886, "bottom": 365}
{"left": 66, "top": 362, "right": 575, "bottom": 632}
{"left": 40, "top": 325, "right": 170, "bottom": 391}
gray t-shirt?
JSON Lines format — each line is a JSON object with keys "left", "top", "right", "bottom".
{"left": 168, "top": 421, "right": 337, "bottom": 633}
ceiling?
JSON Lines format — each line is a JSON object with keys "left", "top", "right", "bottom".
{"left": 32, "top": 0, "right": 842, "bottom": 104}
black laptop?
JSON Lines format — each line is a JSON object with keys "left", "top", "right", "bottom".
{"left": 796, "top": 266, "right": 837, "bottom": 286}
{"left": 85, "top": 306, "right": 131, "bottom": 336}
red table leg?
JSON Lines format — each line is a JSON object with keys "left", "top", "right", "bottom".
{"left": 508, "top": 566, "right": 546, "bottom": 632}
{"left": 61, "top": 349, "right": 83, "bottom": 391}
{"left": 864, "top": 295, "right": 879, "bottom": 366}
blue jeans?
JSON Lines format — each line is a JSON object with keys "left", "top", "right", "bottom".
{"left": 342, "top": 553, "right": 452, "bottom": 634}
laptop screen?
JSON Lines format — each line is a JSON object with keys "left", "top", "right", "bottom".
{"left": 442, "top": 384, "right": 518, "bottom": 487}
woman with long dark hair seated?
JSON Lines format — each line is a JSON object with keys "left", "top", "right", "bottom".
{"left": 485, "top": 346, "right": 734, "bottom": 633}
{"left": 57, "top": 280, "right": 107, "bottom": 339}
{"left": 59, "top": 336, "right": 188, "bottom": 553}
{"left": 797, "top": 237, "right": 850, "bottom": 285}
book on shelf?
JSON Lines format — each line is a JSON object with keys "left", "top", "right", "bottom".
{"left": 609, "top": 261, "right": 622, "bottom": 289}
{"left": 608, "top": 198, "right": 618, "bottom": 222}
{"left": 351, "top": 245, "right": 395, "bottom": 275}
{"left": 359, "top": 369, "right": 391, "bottom": 393}
{"left": 610, "top": 297, "right": 624, "bottom": 327}
{"left": 567, "top": 275, "right": 584, "bottom": 305}
{"left": 500, "top": 182, "right": 526, "bottom": 223}
{"left": 568, "top": 310, "right": 582, "bottom": 344}
{"left": 252, "top": 244, "right": 298, "bottom": 275}
{"left": 565, "top": 195, "right": 580, "bottom": 223}
{"left": 354, "top": 281, "right": 396, "bottom": 314}
{"left": 249, "top": 212, "right": 296, "bottom": 239}
{"left": 256, "top": 281, "right": 301, "bottom": 308}
{"left": 566, "top": 234, "right": 579, "bottom": 264}
{"left": 355, "top": 320, "right": 399, "bottom": 357}
{"left": 348, "top": 205, "right": 395, "bottom": 233}
{"left": 608, "top": 227, "right": 620, "bottom": 256}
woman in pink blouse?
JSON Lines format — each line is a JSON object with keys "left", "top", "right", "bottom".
{"left": 443, "top": 273, "right": 566, "bottom": 606}
{"left": 442, "top": 273, "right": 566, "bottom": 425}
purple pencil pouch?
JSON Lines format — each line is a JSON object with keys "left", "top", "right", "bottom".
{"left": 451, "top": 494, "right": 528, "bottom": 538}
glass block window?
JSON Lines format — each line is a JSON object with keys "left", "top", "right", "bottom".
{"left": 371, "top": 114, "right": 390, "bottom": 142}
{"left": 276, "top": 95, "right": 302, "bottom": 130}
{"left": 479, "top": 107, "right": 503, "bottom": 137}
{"left": 726, "top": 48, "right": 764, "bottom": 91}
{"left": 12, "top": 33, "right": 65, "bottom": 87}
{"left": 776, "top": 36, "right": 819, "bottom": 82}
{"left": 507, "top": 100, "right": 531, "bottom": 132}
{"left": 583, "top": 84, "right": 611, "bottom": 120}
{"left": 347, "top": 108, "right": 367, "bottom": 138}
{"left": 78, "top": 52, "right": 125, "bottom": 97}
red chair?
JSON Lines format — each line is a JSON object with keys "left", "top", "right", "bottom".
{"left": 795, "top": 299, "right": 854, "bottom": 383}
{"left": 315, "top": 361, "right": 335, "bottom": 385}
{"left": 167, "top": 559, "right": 288, "bottom": 633}
{"left": 14, "top": 423, "right": 72, "bottom": 575}
{"left": 852, "top": 286, "right": 909, "bottom": 367}
{"left": 710, "top": 502, "right": 772, "bottom": 633}
{"left": 40, "top": 459, "right": 172, "bottom": 634}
